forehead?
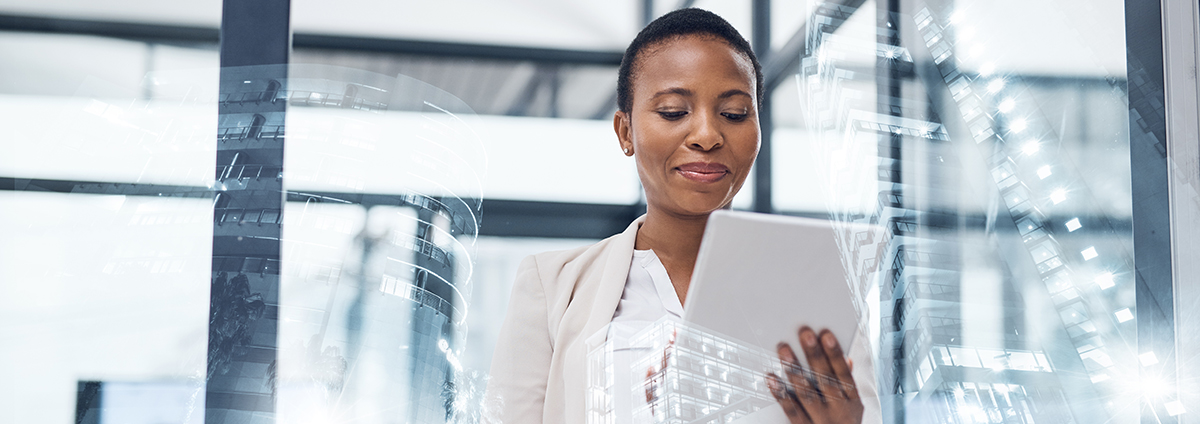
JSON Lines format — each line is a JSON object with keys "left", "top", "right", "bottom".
{"left": 632, "top": 34, "right": 755, "bottom": 93}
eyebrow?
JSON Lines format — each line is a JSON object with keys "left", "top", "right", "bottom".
{"left": 718, "top": 89, "right": 753, "bottom": 99}
{"left": 649, "top": 87, "right": 753, "bottom": 100}
{"left": 650, "top": 87, "right": 693, "bottom": 99}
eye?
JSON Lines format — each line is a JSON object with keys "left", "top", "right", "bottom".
{"left": 658, "top": 111, "right": 688, "bottom": 120}
{"left": 721, "top": 112, "right": 748, "bottom": 121}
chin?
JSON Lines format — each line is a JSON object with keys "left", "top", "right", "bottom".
{"left": 673, "top": 196, "right": 734, "bottom": 216}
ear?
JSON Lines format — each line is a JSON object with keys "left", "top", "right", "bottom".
{"left": 614, "top": 110, "right": 634, "bottom": 156}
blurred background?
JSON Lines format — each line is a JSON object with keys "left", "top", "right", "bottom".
{"left": 0, "top": 0, "right": 1197, "bottom": 423}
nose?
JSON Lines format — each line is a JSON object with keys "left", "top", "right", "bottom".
{"left": 686, "top": 112, "right": 723, "bottom": 151}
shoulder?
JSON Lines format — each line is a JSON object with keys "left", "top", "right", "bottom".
{"left": 519, "top": 232, "right": 627, "bottom": 288}
{"left": 515, "top": 216, "right": 642, "bottom": 305}
{"left": 500, "top": 222, "right": 637, "bottom": 354}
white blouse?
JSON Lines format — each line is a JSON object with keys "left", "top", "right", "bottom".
{"left": 612, "top": 249, "right": 684, "bottom": 324}
{"left": 604, "top": 249, "right": 680, "bottom": 423}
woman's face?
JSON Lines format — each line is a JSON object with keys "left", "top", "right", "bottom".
{"left": 615, "top": 34, "right": 760, "bottom": 218}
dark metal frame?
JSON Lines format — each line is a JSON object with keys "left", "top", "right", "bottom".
{"left": 0, "top": 176, "right": 1133, "bottom": 241}
{"left": 294, "top": 33, "right": 622, "bottom": 65}
{"left": 0, "top": 13, "right": 218, "bottom": 44}
{"left": 205, "top": 0, "right": 291, "bottom": 419}
{"left": 752, "top": 0, "right": 774, "bottom": 213}
{"left": 1124, "top": 0, "right": 1178, "bottom": 422}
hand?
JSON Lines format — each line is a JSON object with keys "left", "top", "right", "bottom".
{"left": 766, "top": 327, "right": 863, "bottom": 424}
{"left": 644, "top": 330, "right": 677, "bottom": 416}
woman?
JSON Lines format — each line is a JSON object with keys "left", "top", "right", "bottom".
{"left": 487, "top": 8, "right": 875, "bottom": 424}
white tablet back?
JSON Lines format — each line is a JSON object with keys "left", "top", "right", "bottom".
{"left": 683, "top": 210, "right": 860, "bottom": 358}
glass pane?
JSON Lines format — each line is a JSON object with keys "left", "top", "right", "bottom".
{"left": 0, "top": 191, "right": 214, "bottom": 422}
{"left": 775, "top": 0, "right": 1141, "bottom": 421}
{"left": 0, "top": 28, "right": 219, "bottom": 421}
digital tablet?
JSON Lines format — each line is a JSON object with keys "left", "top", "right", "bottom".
{"left": 683, "top": 210, "right": 861, "bottom": 362}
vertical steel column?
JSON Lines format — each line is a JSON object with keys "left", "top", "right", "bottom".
{"left": 408, "top": 206, "right": 457, "bottom": 423}
{"left": 1125, "top": 0, "right": 1178, "bottom": 423}
{"left": 205, "top": 0, "right": 290, "bottom": 422}
{"left": 752, "top": 0, "right": 773, "bottom": 213}
{"left": 878, "top": 2, "right": 904, "bottom": 423}
{"left": 881, "top": 0, "right": 902, "bottom": 190}
{"left": 1162, "top": 0, "right": 1200, "bottom": 419}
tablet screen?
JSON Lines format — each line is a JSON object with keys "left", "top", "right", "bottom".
{"left": 683, "top": 210, "right": 863, "bottom": 364}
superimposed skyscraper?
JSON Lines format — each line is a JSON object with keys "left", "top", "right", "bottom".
{"left": 183, "top": 65, "right": 485, "bottom": 424}
{"left": 797, "top": 1, "right": 1140, "bottom": 423}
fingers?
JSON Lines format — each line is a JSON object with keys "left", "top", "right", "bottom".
{"left": 770, "top": 329, "right": 865, "bottom": 424}
{"left": 797, "top": 327, "right": 843, "bottom": 400}
{"left": 819, "top": 330, "right": 859, "bottom": 401}
{"left": 767, "top": 373, "right": 812, "bottom": 424}
{"left": 647, "top": 337, "right": 676, "bottom": 405}
{"left": 662, "top": 337, "right": 673, "bottom": 373}
{"left": 645, "top": 367, "right": 655, "bottom": 403}
{"left": 777, "top": 342, "right": 823, "bottom": 409}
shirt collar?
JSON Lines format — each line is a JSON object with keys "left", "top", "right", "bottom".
{"left": 635, "top": 249, "right": 686, "bottom": 318}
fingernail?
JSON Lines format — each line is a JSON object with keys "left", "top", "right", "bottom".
{"left": 777, "top": 342, "right": 796, "bottom": 362}
{"left": 823, "top": 333, "right": 837, "bottom": 348}
{"left": 801, "top": 331, "right": 817, "bottom": 347}
{"left": 766, "top": 374, "right": 784, "bottom": 398}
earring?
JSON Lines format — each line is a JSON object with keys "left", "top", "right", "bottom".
{"left": 623, "top": 148, "right": 631, "bottom": 155}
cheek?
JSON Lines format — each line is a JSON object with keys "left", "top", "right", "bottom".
{"left": 632, "top": 125, "right": 680, "bottom": 163}
{"left": 633, "top": 151, "right": 666, "bottom": 184}
{"left": 633, "top": 120, "right": 680, "bottom": 145}
{"left": 734, "top": 130, "right": 761, "bottom": 165}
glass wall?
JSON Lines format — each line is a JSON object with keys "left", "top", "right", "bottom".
{"left": 0, "top": 0, "right": 1193, "bottom": 423}
{"left": 770, "top": 0, "right": 1179, "bottom": 422}
{"left": 0, "top": 34, "right": 220, "bottom": 424}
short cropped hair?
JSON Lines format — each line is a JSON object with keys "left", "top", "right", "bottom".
{"left": 617, "top": 8, "right": 764, "bottom": 114}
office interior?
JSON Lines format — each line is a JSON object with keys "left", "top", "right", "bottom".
{"left": 2, "top": 0, "right": 1200, "bottom": 423}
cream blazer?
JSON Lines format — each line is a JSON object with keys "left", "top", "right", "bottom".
{"left": 485, "top": 216, "right": 881, "bottom": 424}
{"left": 486, "top": 216, "right": 643, "bottom": 424}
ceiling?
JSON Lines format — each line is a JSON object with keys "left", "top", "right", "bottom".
{"left": 0, "top": 0, "right": 642, "bottom": 50}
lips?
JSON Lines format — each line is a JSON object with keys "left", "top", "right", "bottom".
{"left": 676, "top": 162, "right": 730, "bottom": 183}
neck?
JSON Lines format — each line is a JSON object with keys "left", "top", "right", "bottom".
{"left": 635, "top": 206, "right": 712, "bottom": 305}
{"left": 636, "top": 207, "right": 709, "bottom": 257}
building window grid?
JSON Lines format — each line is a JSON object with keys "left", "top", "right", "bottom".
{"left": 938, "top": 381, "right": 1044, "bottom": 424}
{"left": 914, "top": 6, "right": 1133, "bottom": 397}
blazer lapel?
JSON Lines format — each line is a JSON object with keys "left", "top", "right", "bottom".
{"left": 578, "top": 215, "right": 644, "bottom": 342}
{"left": 560, "top": 215, "right": 645, "bottom": 424}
